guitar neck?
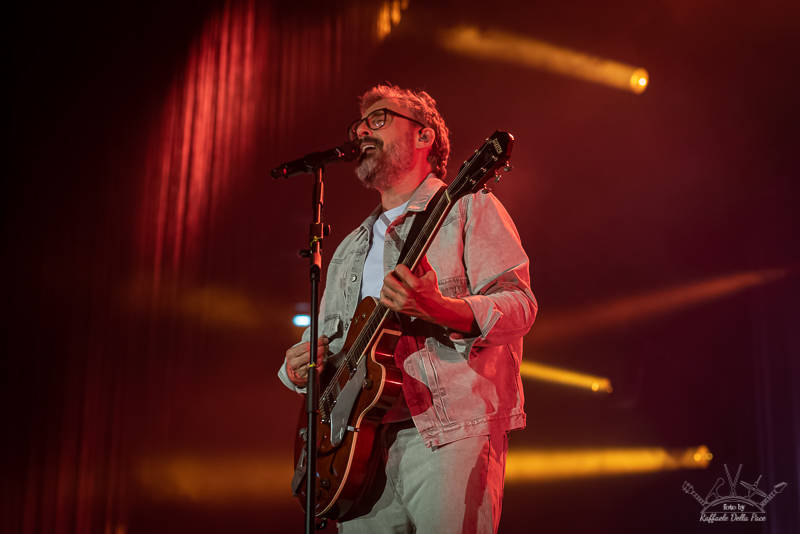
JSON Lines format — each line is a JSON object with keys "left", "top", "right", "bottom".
{"left": 344, "top": 190, "right": 454, "bottom": 368}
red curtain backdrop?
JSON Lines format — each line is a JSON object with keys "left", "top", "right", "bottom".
{"left": 14, "top": 2, "right": 382, "bottom": 533}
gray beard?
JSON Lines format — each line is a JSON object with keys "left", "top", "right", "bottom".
{"left": 355, "top": 137, "right": 414, "bottom": 191}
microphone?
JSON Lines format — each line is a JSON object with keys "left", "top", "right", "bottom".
{"left": 271, "top": 139, "right": 360, "bottom": 178}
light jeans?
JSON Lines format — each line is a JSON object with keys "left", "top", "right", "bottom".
{"left": 338, "top": 422, "right": 509, "bottom": 534}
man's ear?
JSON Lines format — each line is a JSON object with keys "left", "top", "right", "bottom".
{"left": 416, "top": 127, "right": 435, "bottom": 149}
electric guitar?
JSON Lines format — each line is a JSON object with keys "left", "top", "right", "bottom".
{"left": 292, "top": 131, "right": 514, "bottom": 519}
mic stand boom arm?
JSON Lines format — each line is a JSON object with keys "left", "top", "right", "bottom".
{"left": 271, "top": 140, "right": 359, "bottom": 179}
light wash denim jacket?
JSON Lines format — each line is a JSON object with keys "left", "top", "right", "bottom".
{"left": 279, "top": 175, "right": 537, "bottom": 447}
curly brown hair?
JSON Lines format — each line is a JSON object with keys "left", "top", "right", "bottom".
{"left": 359, "top": 83, "right": 450, "bottom": 179}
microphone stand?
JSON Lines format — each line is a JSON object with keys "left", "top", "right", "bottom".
{"left": 300, "top": 164, "right": 327, "bottom": 533}
{"left": 273, "top": 140, "right": 356, "bottom": 533}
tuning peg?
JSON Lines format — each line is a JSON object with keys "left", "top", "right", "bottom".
{"left": 503, "top": 162, "right": 512, "bottom": 172}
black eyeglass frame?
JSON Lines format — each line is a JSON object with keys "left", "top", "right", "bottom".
{"left": 347, "top": 108, "right": 426, "bottom": 140}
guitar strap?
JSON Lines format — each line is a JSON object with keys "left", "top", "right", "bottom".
{"left": 396, "top": 185, "right": 446, "bottom": 267}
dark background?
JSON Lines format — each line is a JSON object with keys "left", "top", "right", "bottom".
{"left": 5, "top": 1, "right": 798, "bottom": 533}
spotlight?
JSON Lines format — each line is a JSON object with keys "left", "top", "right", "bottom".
{"left": 292, "top": 314, "right": 311, "bottom": 327}
{"left": 630, "top": 68, "right": 649, "bottom": 94}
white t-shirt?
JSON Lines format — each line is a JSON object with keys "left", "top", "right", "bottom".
{"left": 360, "top": 201, "right": 409, "bottom": 300}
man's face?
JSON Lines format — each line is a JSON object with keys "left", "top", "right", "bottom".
{"left": 354, "top": 98, "right": 417, "bottom": 191}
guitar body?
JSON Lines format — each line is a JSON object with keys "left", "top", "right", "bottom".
{"left": 293, "top": 296, "right": 404, "bottom": 519}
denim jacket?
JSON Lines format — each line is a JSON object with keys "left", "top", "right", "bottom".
{"left": 278, "top": 175, "right": 537, "bottom": 447}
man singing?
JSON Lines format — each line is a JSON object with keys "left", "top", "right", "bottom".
{"left": 278, "top": 83, "right": 537, "bottom": 533}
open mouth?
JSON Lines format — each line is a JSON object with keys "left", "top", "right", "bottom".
{"left": 357, "top": 140, "right": 380, "bottom": 162}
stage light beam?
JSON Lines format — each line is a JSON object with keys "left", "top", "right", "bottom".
{"left": 137, "top": 455, "right": 294, "bottom": 503}
{"left": 135, "top": 445, "right": 712, "bottom": 502}
{"left": 528, "top": 268, "right": 790, "bottom": 343}
{"left": 519, "top": 360, "right": 613, "bottom": 393}
{"left": 506, "top": 445, "right": 713, "bottom": 482}
{"left": 438, "top": 26, "right": 650, "bottom": 94}
{"left": 377, "top": 0, "right": 409, "bottom": 41}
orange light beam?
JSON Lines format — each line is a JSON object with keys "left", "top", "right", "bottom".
{"left": 136, "top": 446, "right": 713, "bottom": 502}
{"left": 530, "top": 268, "right": 789, "bottom": 344}
{"left": 438, "top": 26, "right": 649, "bottom": 94}
{"left": 377, "top": 0, "right": 409, "bottom": 41}
{"left": 519, "top": 360, "right": 613, "bottom": 393}
{"left": 137, "top": 455, "right": 295, "bottom": 503}
{"left": 506, "top": 445, "right": 713, "bottom": 482}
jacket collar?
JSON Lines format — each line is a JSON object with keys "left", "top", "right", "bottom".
{"left": 357, "top": 173, "right": 445, "bottom": 233}
{"left": 406, "top": 173, "right": 446, "bottom": 212}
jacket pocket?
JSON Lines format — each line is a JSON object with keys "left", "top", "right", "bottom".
{"left": 423, "top": 340, "right": 453, "bottom": 426}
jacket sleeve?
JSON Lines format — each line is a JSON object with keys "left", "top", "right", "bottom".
{"left": 276, "top": 224, "right": 361, "bottom": 393}
{"left": 450, "top": 191, "right": 537, "bottom": 356}
{"left": 276, "top": 290, "right": 328, "bottom": 394}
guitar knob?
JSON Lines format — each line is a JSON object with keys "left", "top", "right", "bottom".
{"left": 494, "top": 174, "right": 502, "bottom": 183}
{"left": 481, "top": 186, "right": 492, "bottom": 195}
{"left": 503, "top": 163, "right": 512, "bottom": 172}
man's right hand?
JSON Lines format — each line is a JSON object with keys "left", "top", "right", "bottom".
{"left": 285, "top": 336, "right": 329, "bottom": 387}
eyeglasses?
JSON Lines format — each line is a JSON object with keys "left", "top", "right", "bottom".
{"left": 347, "top": 108, "right": 426, "bottom": 140}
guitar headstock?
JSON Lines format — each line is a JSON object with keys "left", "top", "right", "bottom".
{"left": 447, "top": 131, "right": 514, "bottom": 200}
